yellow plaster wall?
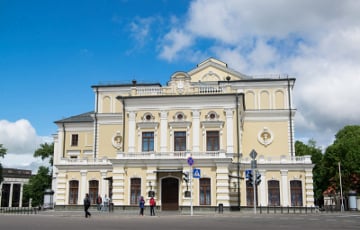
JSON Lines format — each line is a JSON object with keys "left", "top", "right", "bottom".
{"left": 242, "top": 121, "right": 289, "bottom": 157}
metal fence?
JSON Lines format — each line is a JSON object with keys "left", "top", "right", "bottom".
{"left": 0, "top": 207, "right": 39, "bottom": 215}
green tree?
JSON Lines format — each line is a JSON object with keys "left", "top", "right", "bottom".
{"left": 295, "top": 139, "right": 324, "bottom": 204}
{"left": 0, "top": 144, "right": 7, "bottom": 183}
{"left": 34, "top": 142, "right": 54, "bottom": 166}
{"left": 322, "top": 125, "right": 360, "bottom": 194}
{"left": 23, "top": 166, "right": 52, "bottom": 207}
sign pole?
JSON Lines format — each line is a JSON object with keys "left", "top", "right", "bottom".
{"left": 253, "top": 168, "right": 256, "bottom": 214}
{"left": 190, "top": 164, "right": 193, "bottom": 216}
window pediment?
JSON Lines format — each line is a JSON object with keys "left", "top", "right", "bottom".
{"left": 137, "top": 122, "right": 159, "bottom": 129}
{"left": 201, "top": 120, "right": 224, "bottom": 128}
{"left": 168, "top": 121, "right": 192, "bottom": 128}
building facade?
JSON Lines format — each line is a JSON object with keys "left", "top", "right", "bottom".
{"left": 1, "top": 168, "right": 32, "bottom": 207}
{"left": 52, "top": 58, "right": 314, "bottom": 211}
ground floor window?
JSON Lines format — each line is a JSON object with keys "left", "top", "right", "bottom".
{"left": 268, "top": 180, "right": 280, "bottom": 206}
{"left": 246, "top": 180, "right": 258, "bottom": 206}
{"left": 69, "top": 180, "right": 79, "bottom": 204}
{"left": 199, "top": 178, "right": 211, "bottom": 205}
{"left": 290, "top": 180, "right": 303, "bottom": 206}
{"left": 89, "top": 180, "right": 99, "bottom": 204}
{"left": 130, "top": 178, "right": 141, "bottom": 205}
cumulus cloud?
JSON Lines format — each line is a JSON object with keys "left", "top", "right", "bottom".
{"left": 157, "top": 0, "right": 360, "bottom": 148}
{"left": 0, "top": 119, "right": 51, "bottom": 173}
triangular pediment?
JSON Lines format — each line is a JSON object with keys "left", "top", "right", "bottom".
{"left": 188, "top": 57, "right": 251, "bottom": 83}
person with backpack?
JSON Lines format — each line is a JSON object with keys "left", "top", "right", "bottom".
{"left": 149, "top": 196, "right": 156, "bottom": 216}
{"left": 139, "top": 196, "right": 145, "bottom": 216}
{"left": 84, "top": 193, "right": 91, "bottom": 218}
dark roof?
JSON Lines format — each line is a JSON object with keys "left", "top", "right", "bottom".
{"left": 3, "top": 168, "right": 32, "bottom": 178}
{"left": 54, "top": 111, "right": 94, "bottom": 124}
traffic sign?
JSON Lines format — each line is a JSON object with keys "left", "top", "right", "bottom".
{"left": 193, "top": 168, "right": 201, "bottom": 178}
{"left": 250, "top": 149, "right": 257, "bottom": 159}
{"left": 245, "top": 169, "right": 252, "bottom": 179}
{"left": 187, "top": 157, "right": 194, "bottom": 166}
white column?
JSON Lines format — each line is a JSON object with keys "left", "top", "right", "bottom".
{"left": 281, "top": 170, "right": 289, "bottom": 206}
{"left": 19, "top": 183, "right": 24, "bottom": 207}
{"left": 225, "top": 109, "right": 234, "bottom": 153}
{"left": 100, "top": 170, "right": 108, "bottom": 197}
{"left": 258, "top": 169, "right": 267, "bottom": 206}
{"left": 9, "top": 182, "right": 14, "bottom": 207}
{"left": 80, "top": 170, "right": 87, "bottom": 200}
{"left": 192, "top": 110, "right": 200, "bottom": 152}
{"left": 160, "top": 111, "right": 168, "bottom": 152}
{"left": 128, "top": 111, "right": 136, "bottom": 152}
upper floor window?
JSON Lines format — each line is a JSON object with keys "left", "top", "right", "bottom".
{"left": 174, "top": 131, "right": 186, "bottom": 151}
{"left": 71, "top": 134, "right": 79, "bottom": 146}
{"left": 142, "top": 132, "right": 154, "bottom": 152}
{"left": 206, "top": 131, "right": 219, "bottom": 151}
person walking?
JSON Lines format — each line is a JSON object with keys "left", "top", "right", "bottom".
{"left": 84, "top": 193, "right": 91, "bottom": 218}
{"left": 139, "top": 196, "right": 145, "bottom": 216}
{"left": 149, "top": 196, "right": 156, "bottom": 216}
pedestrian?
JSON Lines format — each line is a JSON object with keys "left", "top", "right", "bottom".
{"left": 84, "top": 193, "right": 91, "bottom": 218}
{"left": 139, "top": 196, "right": 145, "bottom": 216}
{"left": 103, "top": 194, "right": 109, "bottom": 212}
{"left": 96, "top": 195, "right": 102, "bottom": 211}
{"left": 149, "top": 196, "right": 156, "bottom": 216}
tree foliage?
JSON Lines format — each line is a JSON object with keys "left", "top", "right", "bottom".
{"left": 322, "top": 125, "right": 360, "bottom": 194}
{"left": 23, "top": 166, "right": 52, "bottom": 207}
{"left": 33, "top": 142, "right": 54, "bottom": 166}
{"left": 295, "top": 139, "right": 324, "bottom": 203}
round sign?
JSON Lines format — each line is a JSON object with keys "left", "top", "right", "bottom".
{"left": 187, "top": 157, "right": 194, "bottom": 166}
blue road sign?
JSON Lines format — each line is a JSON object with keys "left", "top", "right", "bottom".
{"left": 245, "top": 169, "right": 252, "bottom": 179}
{"left": 193, "top": 168, "right": 201, "bottom": 178}
{"left": 187, "top": 157, "right": 194, "bottom": 166}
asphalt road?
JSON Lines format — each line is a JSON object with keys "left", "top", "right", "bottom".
{"left": 0, "top": 211, "right": 359, "bottom": 230}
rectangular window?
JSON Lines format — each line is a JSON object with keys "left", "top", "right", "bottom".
{"left": 71, "top": 134, "right": 79, "bottom": 146}
{"left": 268, "top": 180, "right": 280, "bottom": 206}
{"left": 206, "top": 131, "right": 219, "bottom": 151}
{"left": 130, "top": 178, "right": 141, "bottom": 205}
{"left": 246, "top": 181, "right": 258, "bottom": 206}
{"left": 174, "top": 131, "right": 186, "bottom": 151}
{"left": 69, "top": 180, "right": 79, "bottom": 204}
{"left": 142, "top": 132, "right": 154, "bottom": 152}
{"left": 200, "top": 178, "right": 211, "bottom": 205}
{"left": 290, "top": 180, "right": 303, "bottom": 206}
{"left": 89, "top": 180, "right": 99, "bottom": 204}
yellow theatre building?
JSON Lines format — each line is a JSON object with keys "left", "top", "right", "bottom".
{"left": 52, "top": 58, "right": 314, "bottom": 211}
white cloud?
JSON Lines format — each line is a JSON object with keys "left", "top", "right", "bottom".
{"left": 0, "top": 119, "right": 51, "bottom": 173}
{"left": 157, "top": 0, "right": 360, "bottom": 149}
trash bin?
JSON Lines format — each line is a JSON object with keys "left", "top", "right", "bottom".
{"left": 218, "top": 203, "right": 223, "bottom": 213}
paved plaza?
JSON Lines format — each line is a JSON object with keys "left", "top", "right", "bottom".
{"left": 0, "top": 210, "right": 359, "bottom": 230}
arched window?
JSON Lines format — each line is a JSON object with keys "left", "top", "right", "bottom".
{"left": 268, "top": 180, "right": 280, "bottom": 206}
{"left": 199, "top": 178, "right": 211, "bottom": 205}
{"left": 89, "top": 180, "right": 99, "bottom": 204}
{"left": 130, "top": 178, "right": 141, "bottom": 205}
{"left": 69, "top": 180, "right": 79, "bottom": 204}
{"left": 290, "top": 180, "right": 303, "bottom": 206}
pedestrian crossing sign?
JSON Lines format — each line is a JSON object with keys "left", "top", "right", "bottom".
{"left": 193, "top": 168, "right": 201, "bottom": 178}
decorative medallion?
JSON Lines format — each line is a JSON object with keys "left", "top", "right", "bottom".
{"left": 112, "top": 131, "right": 123, "bottom": 150}
{"left": 257, "top": 127, "right": 274, "bottom": 146}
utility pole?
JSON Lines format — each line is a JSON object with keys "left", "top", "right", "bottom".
{"left": 338, "top": 162, "right": 344, "bottom": 212}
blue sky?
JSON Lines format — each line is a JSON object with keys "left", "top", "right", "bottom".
{"left": 1, "top": 0, "right": 360, "bottom": 172}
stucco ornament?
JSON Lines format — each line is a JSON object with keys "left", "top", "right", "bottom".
{"left": 257, "top": 127, "right": 274, "bottom": 146}
{"left": 112, "top": 131, "right": 123, "bottom": 150}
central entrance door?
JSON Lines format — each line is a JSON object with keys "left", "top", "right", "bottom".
{"left": 161, "top": 177, "right": 179, "bottom": 210}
